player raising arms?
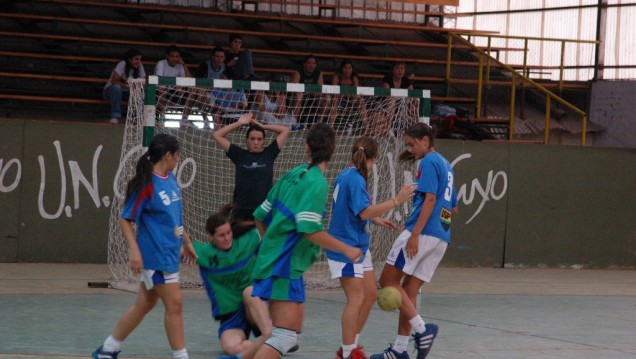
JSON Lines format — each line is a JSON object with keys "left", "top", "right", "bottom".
{"left": 371, "top": 123, "right": 457, "bottom": 359}
{"left": 93, "top": 134, "right": 197, "bottom": 359}
{"left": 327, "top": 136, "right": 416, "bottom": 359}
{"left": 193, "top": 203, "right": 273, "bottom": 359}
{"left": 248, "top": 123, "right": 363, "bottom": 359}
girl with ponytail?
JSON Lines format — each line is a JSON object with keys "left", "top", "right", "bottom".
{"left": 247, "top": 123, "right": 362, "bottom": 359}
{"left": 93, "top": 133, "right": 197, "bottom": 359}
{"left": 326, "top": 136, "right": 416, "bottom": 359}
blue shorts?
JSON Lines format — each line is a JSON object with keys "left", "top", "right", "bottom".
{"left": 252, "top": 276, "right": 305, "bottom": 303}
{"left": 218, "top": 305, "right": 261, "bottom": 339}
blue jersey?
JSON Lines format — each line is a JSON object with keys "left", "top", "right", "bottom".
{"left": 326, "top": 167, "right": 371, "bottom": 263}
{"left": 405, "top": 152, "right": 455, "bottom": 243}
{"left": 121, "top": 172, "right": 184, "bottom": 273}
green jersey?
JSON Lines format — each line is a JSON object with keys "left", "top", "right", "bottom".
{"left": 194, "top": 228, "right": 260, "bottom": 318}
{"left": 253, "top": 163, "right": 328, "bottom": 280}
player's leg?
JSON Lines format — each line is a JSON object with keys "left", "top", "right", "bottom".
{"left": 243, "top": 286, "right": 272, "bottom": 340}
{"left": 339, "top": 275, "right": 365, "bottom": 358}
{"left": 153, "top": 274, "right": 188, "bottom": 358}
{"left": 357, "top": 251, "right": 377, "bottom": 339}
{"left": 93, "top": 275, "right": 159, "bottom": 358}
{"left": 407, "top": 235, "right": 448, "bottom": 359}
{"left": 220, "top": 328, "right": 250, "bottom": 354}
{"left": 253, "top": 300, "right": 302, "bottom": 359}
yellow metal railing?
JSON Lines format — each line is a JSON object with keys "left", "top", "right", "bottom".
{"left": 446, "top": 33, "right": 596, "bottom": 145}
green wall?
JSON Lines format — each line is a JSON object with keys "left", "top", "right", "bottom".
{"left": 0, "top": 120, "right": 635, "bottom": 268}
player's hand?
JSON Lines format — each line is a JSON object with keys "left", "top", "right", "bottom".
{"left": 405, "top": 233, "right": 419, "bottom": 259}
{"left": 180, "top": 243, "right": 198, "bottom": 265}
{"left": 129, "top": 248, "right": 143, "bottom": 273}
{"left": 237, "top": 112, "right": 254, "bottom": 125}
{"left": 395, "top": 183, "right": 417, "bottom": 205}
{"left": 345, "top": 246, "right": 363, "bottom": 263}
{"left": 372, "top": 217, "right": 399, "bottom": 231}
{"left": 250, "top": 117, "right": 264, "bottom": 128}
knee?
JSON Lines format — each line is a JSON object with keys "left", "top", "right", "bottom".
{"left": 163, "top": 297, "right": 184, "bottom": 315}
{"left": 265, "top": 327, "right": 297, "bottom": 354}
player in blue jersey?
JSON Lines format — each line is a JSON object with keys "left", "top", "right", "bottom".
{"left": 93, "top": 134, "right": 197, "bottom": 359}
{"left": 371, "top": 123, "right": 458, "bottom": 359}
{"left": 326, "top": 136, "right": 416, "bottom": 359}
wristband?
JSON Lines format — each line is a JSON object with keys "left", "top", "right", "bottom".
{"left": 392, "top": 198, "right": 398, "bottom": 207}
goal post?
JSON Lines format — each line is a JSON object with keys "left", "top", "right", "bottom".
{"left": 107, "top": 76, "right": 430, "bottom": 291}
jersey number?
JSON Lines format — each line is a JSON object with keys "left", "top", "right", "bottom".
{"left": 444, "top": 172, "right": 454, "bottom": 202}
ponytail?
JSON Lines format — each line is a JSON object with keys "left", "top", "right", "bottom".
{"left": 125, "top": 134, "right": 179, "bottom": 202}
{"left": 351, "top": 136, "right": 378, "bottom": 186}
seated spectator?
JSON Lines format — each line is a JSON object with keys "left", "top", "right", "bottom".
{"left": 251, "top": 74, "right": 298, "bottom": 127}
{"left": 381, "top": 61, "right": 414, "bottom": 90}
{"left": 102, "top": 48, "right": 146, "bottom": 124}
{"left": 154, "top": 45, "right": 192, "bottom": 125}
{"left": 182, "top": 46, "right": 227, "bottom": 129}
{"left": 328, "top": 59, "right": 367, "bottom": 134}
{"left": 290, "top": 55, "right": 331, "bottom": 126}
{"left": 366, "top": 61, "right": 417, "bottom": 136}
{"left": 225, "top": 34, "right": 256, "bottom": 80}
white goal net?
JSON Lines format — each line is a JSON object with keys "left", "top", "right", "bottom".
{"left": 107, "top": 76, "right": 430, "bottom": 291}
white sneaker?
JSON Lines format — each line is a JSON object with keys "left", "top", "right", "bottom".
{"left": 109, "top": 118, "right": 119, "bottom": 124}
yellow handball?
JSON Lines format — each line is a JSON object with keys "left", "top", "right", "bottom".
{"left": 376, "top": 286, "right": 401, "bottom": 311}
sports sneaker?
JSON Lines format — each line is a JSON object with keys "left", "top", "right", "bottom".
{"left": 92, "top": 345, "right": 120, "bottom": 359}
{"left": 370, "top": 344, "right": 410, "bottom": 359}
{"left": 109, "top": 118, "right": 119, "bottom": 125}
{"left": 347, "top": 347, "right": 370, "bottom": 359}
{"left": 287, "top": 343, "right": 300, "bottom": 353}
{"left": 412, "top": 323, "right": 439, "bottom": 359}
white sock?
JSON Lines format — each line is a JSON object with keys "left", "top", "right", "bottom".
{"left": 410, "top": 315, "right": 426, "bottom": 334}
{"left": 342, "top": 343, "right": 357, "bottom": 358}
{"left": 354, "top": 333, "right": 360, "bottom": 346}
{"left": 172, "top": 348, "right": 188, "bottom": 359}
{"left": 102, "top": 335, "right": 122, "bottom": 352}
{"left": 393, "top": 335, "right": 410, "bottom": 353}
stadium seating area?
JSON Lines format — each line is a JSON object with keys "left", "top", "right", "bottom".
{"left": 0, "top": 0, "right": 593, "bottom": 140}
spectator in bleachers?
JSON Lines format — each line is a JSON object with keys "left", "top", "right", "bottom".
{"left": 290, "top": 55, "right": 330, "bottom": 126}
{"left": 225, "top": 34, "right": 256, "bottom": 80}
{"left": 381, "top": 61, "right": 413, "bottom": 90}
{"left": 154, "top": 45, "right": 192, "bottom": 125}
{"left": 371, "top": 61, "right": 417, "bottom": 136}
{"left": 103, "top": 48, "right": 146, "bottom": 124}
{"left": 181, "top": 46, "right": 227, "bottom": 129}
{"left": 328, "top": 59, "right": 367, "bottom": 133}
{"left": 252, "top": 74, "right": 298, "bottom": 127}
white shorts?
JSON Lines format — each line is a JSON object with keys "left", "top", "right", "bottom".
{"left": 385, "top": 230, "right": 448, "bottom": 282}
{"left": 328, "top": 249, "right": 373, "bottom": 279}
{"left": 140, "top": 270, "right": 179, "bottom": 290}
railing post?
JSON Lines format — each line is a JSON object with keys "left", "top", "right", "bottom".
{"left": 520, "top": 38, "right": 529, "bottom": 120}
{"left": 446, "top": 34, "right": 453, "bottom": 97}
{"left": 476, "top": 53, "right": 484, "bottom": 119}
{"left": 559, "top": 40, "right": 566, "bottom": 93}
{"left": 544, "top": 96, "right": 551, "bottom": 144}
{"left": 509, "top": 77, "right": 516, "bottom": 140}
{"left": 483, "top": 36, "right": 492, "bottom": 118}
{"left": 582, "top": 114, "right": 588, "bottom": 146}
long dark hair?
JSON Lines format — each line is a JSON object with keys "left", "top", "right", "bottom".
{"left": 398, "top": 122, "right": 435, "bottom": 162}
{"left": 124, "top": 48, "right": 142, "bottom": 80}
{"left": 302, "top": 123, "right": 336, "bottom": 177}
{"left": 351, "top": 136, "right": 378, "bottom": 186}
{"left": 337, "top": 59, "right": 358, "bottom": 81}
{"left": 205, "top": 203, "right": 255, "bottom": 241}
{"left": 125, "top": 133, "right": 179, "bottom": 202}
